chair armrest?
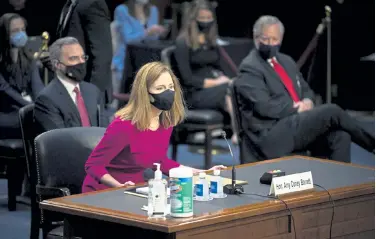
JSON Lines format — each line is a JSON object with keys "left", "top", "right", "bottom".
{"left": 36, "top": 185, "right": 71, "bottom": 198}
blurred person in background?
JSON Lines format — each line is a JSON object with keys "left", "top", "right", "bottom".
{"left": 175, "top": 0, "right": 237, "bottom": 143}
{"left": 56, "top": 0, "right": 112, "bottom": 108}
{"left": 0, "top": 13, "right": 44, "bottom": 139}
{"left": 112, "top": 0, "right": 167, "bottom": 108}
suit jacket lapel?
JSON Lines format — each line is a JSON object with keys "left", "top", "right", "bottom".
{"left": 79, "top": 83, "right": 96, "bottom": 126}
{"left": 258, "top": 54, "right": 290, "bottom": 95}
{"left": 54, "top": 79, "right": 81, "bottom": 124}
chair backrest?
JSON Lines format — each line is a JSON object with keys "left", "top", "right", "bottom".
{"left": 19, "top": 103, "right": 35, "bottom": 178}
{"left": 161, "top": 45, "right": 177, "bottom": 67}
{"left": 228, "top": 81, "right": 243, "bottom": 142}
{"left": 34, "top": 127, "right": 106, "bottom": 194}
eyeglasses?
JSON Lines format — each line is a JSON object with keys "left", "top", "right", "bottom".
{"left": 67, "top": 55, "right": 89, "bottom": 62}
{"left": 258, "top": 35, "right": 281, "bottom": 44}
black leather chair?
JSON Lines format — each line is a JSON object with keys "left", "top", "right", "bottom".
{"left": 229, "top": 81, "right": 259, "bottom": 164}
{"left": 0, "top": 124, "right": 26, "bottom": 211}
{"left": 161, "top": 45, "right": 226, "bottom": 169}
{"left": 19, "top": 104, "right": 42, "bottom": 239}
{"left": 34, "top": 127, "right": 106, "bottom": 239}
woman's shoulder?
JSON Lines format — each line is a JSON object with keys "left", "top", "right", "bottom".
{"left": 115, "top": 4, "right": 129, "bottom": 14}
{"left": 108, "top": 117, "right": 135, "bottom": 132}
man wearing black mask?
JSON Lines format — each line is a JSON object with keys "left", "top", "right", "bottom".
{"left": 234, "top": 15, "right": 374, "bottom": 163}
{"left": 34, "top": 37, "right": 108, "bottom": 135}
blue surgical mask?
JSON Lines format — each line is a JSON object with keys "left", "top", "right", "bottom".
{"left": 10, "top": 31, "right": 28, "bottom": 48}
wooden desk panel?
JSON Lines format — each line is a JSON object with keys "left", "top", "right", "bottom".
{"left": 40, "top": 156, "right": 375, "bottom": 239}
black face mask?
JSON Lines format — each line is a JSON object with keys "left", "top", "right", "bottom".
{"left": 61, "top": 62, "right": 87, "bottom": 82}
{"left": 197, "top": 21, "right": 213, "bottom": 33}
{"left": 258, "top": 42, "right": 281, "bottom": 59}
{"left": 149, "top": 89, "right": 175, "bottom": 111}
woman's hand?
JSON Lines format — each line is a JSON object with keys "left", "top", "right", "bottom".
{"left": 208, "top": 165, "right": 227, "bottom": 171}
{"left": 118, "top": 181, "right": 135, "bottom": 187}
{"left": 146, "top": 25, "right": 166, "bottom": 36}
{"left": 216, "top": 75, "right": 231, "bottom": 85}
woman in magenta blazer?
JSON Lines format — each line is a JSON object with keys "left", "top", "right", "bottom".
{"left": 82, "top": 61, "right": 226, "bottom": 193}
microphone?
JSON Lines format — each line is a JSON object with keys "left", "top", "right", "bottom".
{"left": 143, "top": 168, "right": 168, "bottom": 182}
{"left": 143, "top": 168, "right": 155, "bottom": 182}
{"left": 221, "top": 131, "right": 244, "bottom": 195}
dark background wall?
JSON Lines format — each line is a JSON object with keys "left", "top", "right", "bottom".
{"left": 1, "top": 0, "right": 374, "bottom": 110}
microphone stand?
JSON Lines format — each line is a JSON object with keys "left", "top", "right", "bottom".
{"left": 325, "top": 6, "right": 332, "bottom": 103}
{"left": 221, "top": 132, "right": 244, "bottom": 195}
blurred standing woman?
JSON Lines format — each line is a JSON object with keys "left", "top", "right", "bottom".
{"left": 112, "top": 0, "right": 167, "bottom": 95}
{"left": 175, "top": 0, "right": 238, "bottom": 143}
{"left": 0, "top": 13, "right": 44, "bottom": 139}
{"left": 82, "top": 62, "right": 226, "bottom": 193}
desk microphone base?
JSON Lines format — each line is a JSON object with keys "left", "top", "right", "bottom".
{"left": 224, "top": 184, "right": 244, "bottom": 195}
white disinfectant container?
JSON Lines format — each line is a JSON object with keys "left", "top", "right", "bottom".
{"left": 169, "top": 167, "right": 193, "bottom": 217}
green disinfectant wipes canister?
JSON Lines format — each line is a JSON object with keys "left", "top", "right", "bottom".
{"left": 169, "top": 167, "right": 193, "bottom": 217}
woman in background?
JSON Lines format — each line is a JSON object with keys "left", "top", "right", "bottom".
{"left": 112, "top": 0, "right": 167, "bottom": 99}
{"left": 175, "top": 0, "right": 237, "bottom": 143}
{"left": 0, "top": 13, "right": 44, "bottom": 139}
{"left": 82, "top": 62, "right": 226, "bottom": 193}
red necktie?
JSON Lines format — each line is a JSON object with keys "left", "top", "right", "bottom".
{"left": 271, "top": 58, "right": 300, "bottom": 102}
{"left": 73, "top": 87, "right": 91, "bottom": 127}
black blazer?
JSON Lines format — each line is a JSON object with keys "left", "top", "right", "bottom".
{"left": 234, "top": 49, "right": 315, "bottom": 149}
{"left": 0, "top": 61, "right": 44, "bottom": 113}
{"left": 56, "top": 0, "right": 112, "bottom": 92}
{"left": 34, "top": 78, "right": 107, "bottom": 136}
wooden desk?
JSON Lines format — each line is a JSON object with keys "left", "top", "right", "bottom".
{"left": 40, "top": 156, "right": 375, "bottom": 239}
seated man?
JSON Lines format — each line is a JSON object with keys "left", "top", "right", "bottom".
{"left": 34, "top": 37, "right": 108, "bottom": 135}
{"left": 235, "top": 15, "right": 374, "bottom": 163}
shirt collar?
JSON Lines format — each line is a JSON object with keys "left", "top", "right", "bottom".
{"left": 57, "top": 74, "right": 79, "bottom": 93}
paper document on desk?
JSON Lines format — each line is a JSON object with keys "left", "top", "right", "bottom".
{"left": 136, "top": 187, "right": 171, "bottom": 196}
{"left": 193, "top": 175, "right": 247, "bottom": 186}
{"left": 216, "top": 38, "right": 229, "bottom": 46}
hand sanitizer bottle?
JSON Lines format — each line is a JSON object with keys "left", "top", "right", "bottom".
{"left": 147, "top": 163, "right": 167, "bottom": 218}
{"left": 210, "top": 169, "right": 226, "bottom": 198}
{"left": 195, "top": 172, "right": 209, "bottom": 201}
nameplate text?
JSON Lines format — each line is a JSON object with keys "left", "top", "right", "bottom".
{"left": 269, "top": 171, "right": 313, "bottom": 196}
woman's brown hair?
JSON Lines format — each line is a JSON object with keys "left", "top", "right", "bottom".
{"left": 115, "top": 62, "right": 186, "bottom": 131}
{"left": 177, "top": 0, "right": 218, "bottom": 50}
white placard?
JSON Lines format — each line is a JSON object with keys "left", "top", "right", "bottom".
{"left": 269, "top": 171, "right": 314, "bottom": 196}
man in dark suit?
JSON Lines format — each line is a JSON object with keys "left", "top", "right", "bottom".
{"left": 235, "top": 15, "right": 374, "bottom": 163}
{"left": 34, "top": 37, "right": 108, "bottom": 135}
{"left": 56, "top": 0, "right": 112, "bottom": 106}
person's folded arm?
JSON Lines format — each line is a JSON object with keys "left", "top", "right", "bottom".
{"left": 0, "top": 73, "right": 29, "bottom": 107}
{"left": 114, "top": 4, "right": 146, "bottom": 44}
{"left": 236, "top": 68, "right": 297, "bottom": 120}
{"left": 85, "top": 120, "right": 131, "bottom": 188}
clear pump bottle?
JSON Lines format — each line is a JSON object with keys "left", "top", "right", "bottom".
{"left": 147, "top": 163, "right": 168, "bottom": 218}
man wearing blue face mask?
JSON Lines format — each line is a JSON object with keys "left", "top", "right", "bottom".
{"left": 234, "top": 15, "right": 374, "bottom": 163}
